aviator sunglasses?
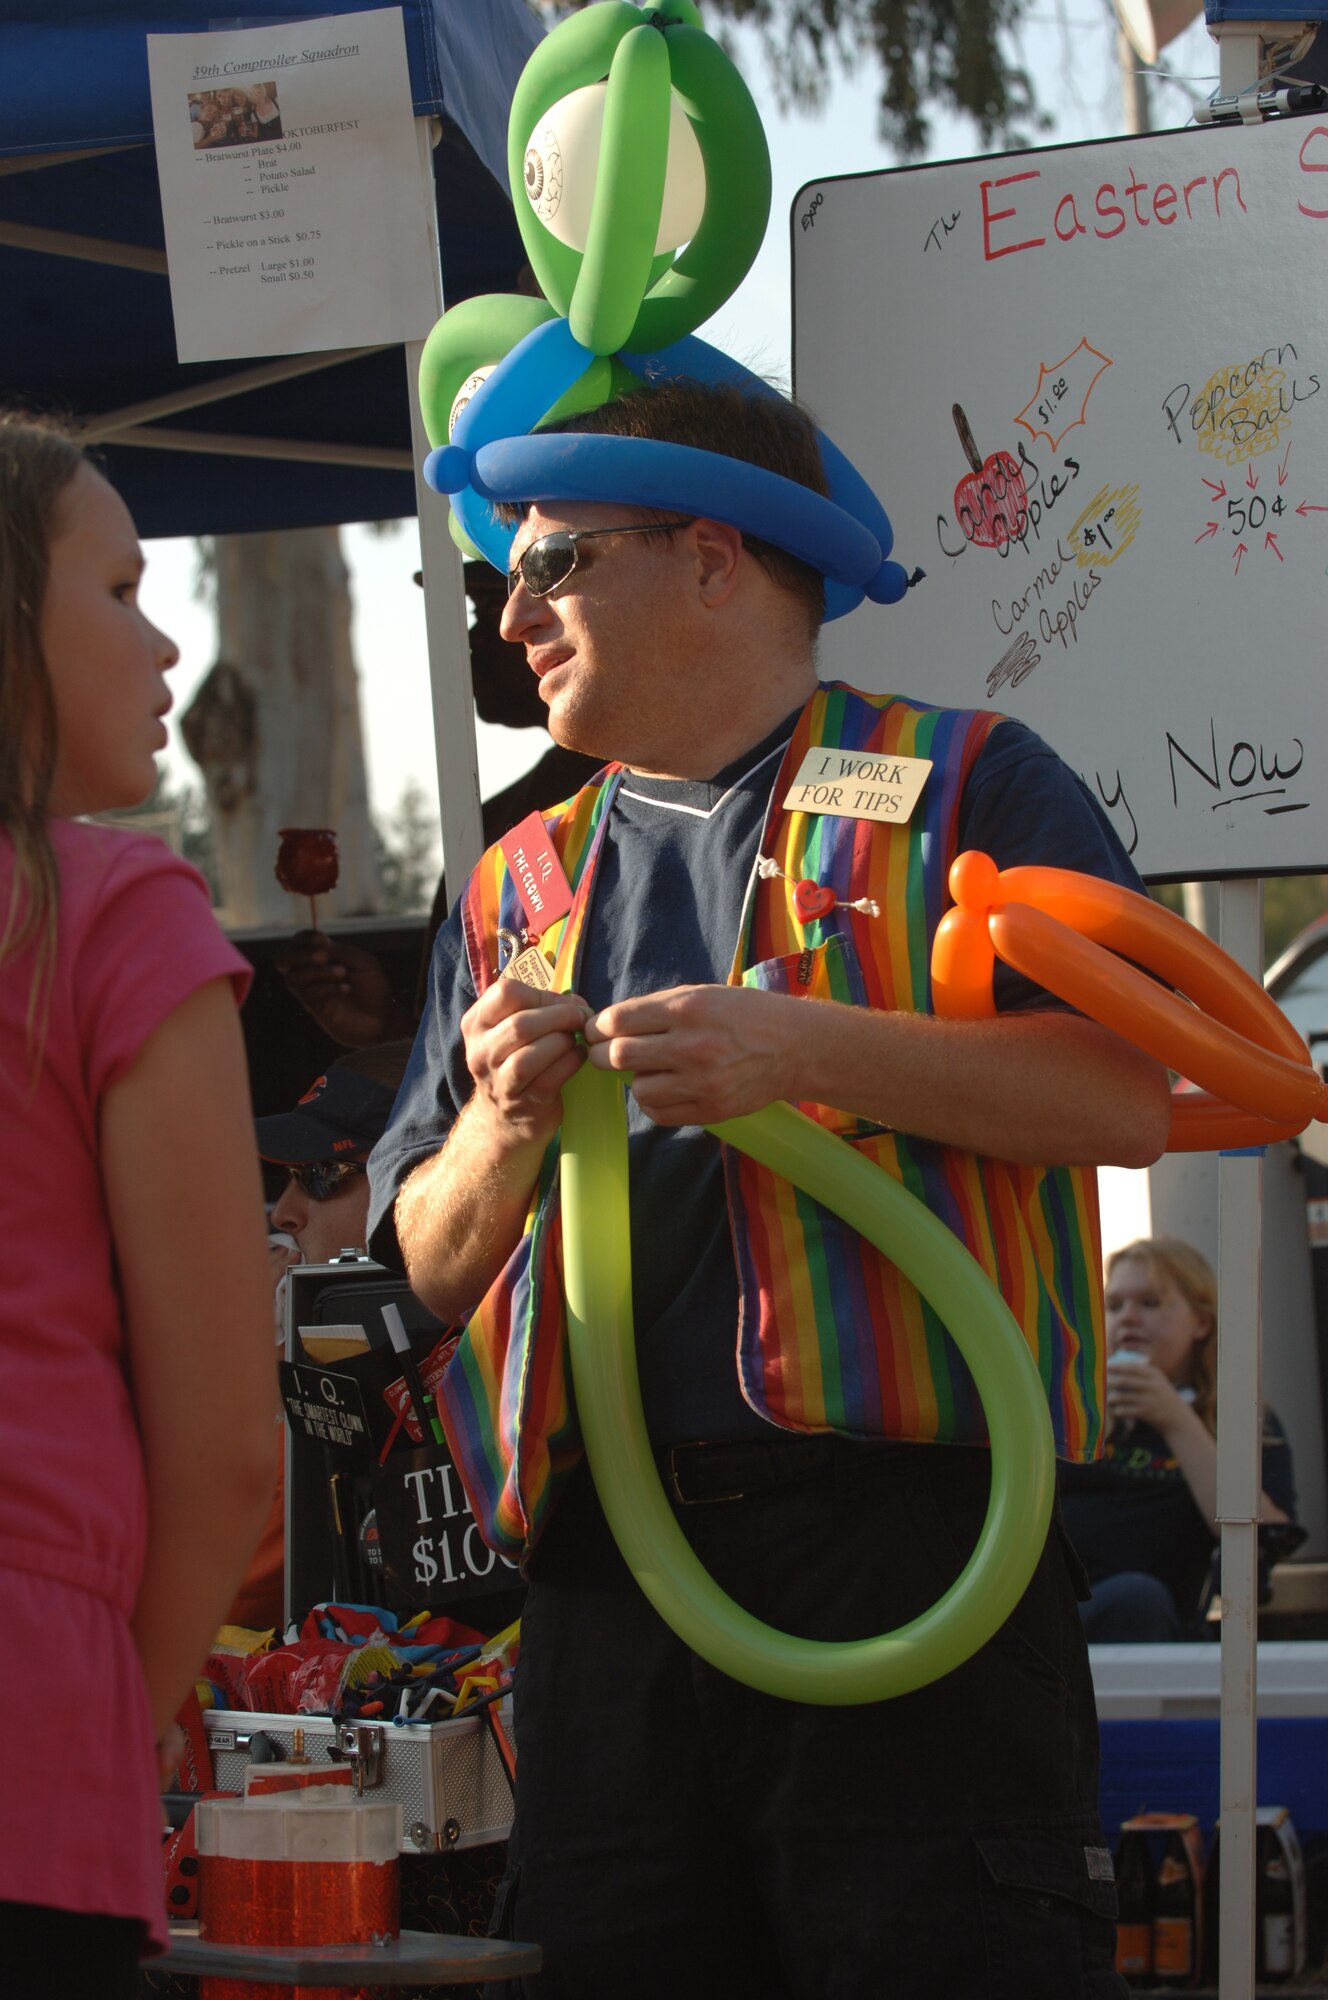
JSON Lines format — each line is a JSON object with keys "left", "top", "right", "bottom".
{"left": 506, "top": 520, "right": 693, "bottom": 599}
{"left": 290, "top": 1158, "right": 367, "bottom": 1202}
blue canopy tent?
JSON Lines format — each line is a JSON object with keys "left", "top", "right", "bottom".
{"left": 0, "top": 0, "right": 541, "bottom": 534}
{"left": 0, "top": 0, "right": 546, "bottom": 885}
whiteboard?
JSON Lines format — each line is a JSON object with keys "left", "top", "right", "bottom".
{"left": 792, "top": 118, "right": 1328, "bottom": 880}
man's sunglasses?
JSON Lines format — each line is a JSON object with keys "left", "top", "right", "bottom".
{"left": 290, "top": 1159, "right": 367, "bottom": 1201}
{"left": 506, "top": 520, "right": 693, "bottom": 599}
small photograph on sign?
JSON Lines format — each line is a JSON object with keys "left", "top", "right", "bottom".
{"left": 188, "top": 80, "right": 285, "bottom": 149}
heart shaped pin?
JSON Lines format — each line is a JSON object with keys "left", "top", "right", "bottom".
{"left": 793, "top": 879, "right": 837, "bottom": 923}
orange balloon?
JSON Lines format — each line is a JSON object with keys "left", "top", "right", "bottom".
{"left": 933, "top": 853, "right": 1326, "bottom": 1151}
{"left": 931, "top": 905, "right": 997, "bottom": 1019}
{"left": 1166, "top": 1095, "right": 1306, "bottom": 1153}
{"left": 995, "top": 867, "right": 1310, "bottom": 1064}
{"left": 989, "top": 904, "right": 1323, "bottom": 1127}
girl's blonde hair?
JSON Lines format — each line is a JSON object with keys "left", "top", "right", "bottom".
{"left": 0, "top": 411, "right": 88, "bottom": 1052}
{"left": 1106, "top": 1235, "right": 1218, "bottom": 1434}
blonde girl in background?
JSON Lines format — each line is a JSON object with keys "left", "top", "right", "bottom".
{"left": 0, "top": 414, "right": 276, "bottom": 1994}
{"left": 1060, "top": 1235, "right": 1299, "bottom": 1641}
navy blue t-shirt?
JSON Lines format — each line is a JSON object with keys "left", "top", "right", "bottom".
{"left": 1059, "top": 1409, "right": 1299, "bottom": 1622}
{"left": 369, "top": 705, "right": 1148, "bottom": 1447}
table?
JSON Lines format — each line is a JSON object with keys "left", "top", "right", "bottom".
{"left": 157, "top": 1925, "right": 541, "bottom": 1987}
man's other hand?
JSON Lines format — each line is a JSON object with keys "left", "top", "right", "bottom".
{"left": 274, "top": 929, "right": 413, "bottom": 1048}
{"left": 462, "top": 978, "right": 592, "bottom": 1147}
{"left": 583, "top": 986, "right": 793, "bottom": 1127}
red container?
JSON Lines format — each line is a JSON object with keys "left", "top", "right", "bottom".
{"left": 196, "top": 1793, "right": 399, "bottom": 2000}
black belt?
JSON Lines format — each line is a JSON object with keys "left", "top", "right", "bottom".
{"left": 660, "top": 1432, "right": 845, "bottom": 1506}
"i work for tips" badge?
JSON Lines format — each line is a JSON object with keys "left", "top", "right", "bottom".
{"left": 782, "top": 748, "right": 932, "bottom": 823}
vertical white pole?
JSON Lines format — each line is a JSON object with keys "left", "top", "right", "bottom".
{"left": 403, "top": 115, "right": 485, "bottom": 915}
{"left": 1216, "top": 873, "right": 1265, "bottom": 2000}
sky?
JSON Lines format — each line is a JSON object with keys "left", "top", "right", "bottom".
{"left": 145, "top": 4, "right": 1221, "bottom": 829}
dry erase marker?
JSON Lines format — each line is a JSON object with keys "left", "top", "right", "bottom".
{"left": 381, "top": 1302, "right": 445, "bottom": 1445}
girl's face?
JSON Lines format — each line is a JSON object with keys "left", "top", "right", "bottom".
{"left": 41, "top": 466, "right": 179, "bottom": 816}
{"left": 1105, "top": 1254, "right": 1213, "bottom": 1386}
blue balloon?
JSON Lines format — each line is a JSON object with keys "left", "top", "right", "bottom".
{"left": 436, "top": 319, "right": 601, "bottom": 568}
{"left": 620, "top": 336, "right": 905, "bottom": 618}
{"left": 471, "top": 434, "right": 884, "bottom": 592}
{"left": 429, "top": 318, "right": 913, "bottom": 619}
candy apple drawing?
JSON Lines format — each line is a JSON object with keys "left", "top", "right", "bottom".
{"left": 952, "top": 403, "right": 1029, "bottom": 550}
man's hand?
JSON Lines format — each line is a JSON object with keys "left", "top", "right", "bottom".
{"left": 585, "top": 987, "right": 1169, "bottom": 1168}
{"left": 462, "top": 978, "right": 592, "bottom": 1148}
{"left": 395, "top": 978, "right": 591, "bottom": 1322}
{"left": 274, "top": 930, "right": 413, "bottom": 1048}
{"left": 583, "top": 986, "right": 795, "bottom": 1127}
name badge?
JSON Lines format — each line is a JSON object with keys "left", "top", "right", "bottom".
{"left": 499, "top": 811, "right": 574, "bottom": 935}
{"left": 503, "top": 944, "right": 555, "bottom": 988}
{"left": 782, "top": 748, "right": 932, "bottom": 824}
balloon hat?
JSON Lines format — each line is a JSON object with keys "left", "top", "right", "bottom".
{"left": 416, "top": 0, "right": 913, "bottom": 617}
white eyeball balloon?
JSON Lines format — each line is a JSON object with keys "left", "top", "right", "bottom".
{"left": 523, "top": 82, "right": 705, "bottom": 256}
{"left": 448, "top": 366, "right": 494, "bottom": 439}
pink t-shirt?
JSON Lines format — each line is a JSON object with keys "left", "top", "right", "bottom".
{"left": 0, "top": 821, "right": 250, "bottom": 1948}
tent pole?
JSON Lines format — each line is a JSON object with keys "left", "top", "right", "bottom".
{"left": 0, "top": 218, "right": 168, "bottom": 273}
{"left": 100, "top": 424, "right": 411, "bottom": 470}
{"left": 0, "top": 142, "right": 144, "bottom": 177}
{"left": 81, "top": 348, "right": 381, "bottom": 439}
{"left": 1215, "top": 875, "right": 1265, "bottom": 2000}
{"left": 405, "top": 114, "right": 483, "bottom": 913}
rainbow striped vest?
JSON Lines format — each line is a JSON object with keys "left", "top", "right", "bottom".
{"left": 438, "top": 685, "right": 1106, "bottom": 1559}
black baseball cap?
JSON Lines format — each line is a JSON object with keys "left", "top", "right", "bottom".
{"left": 255, "top": 1066, "right": 398, "bottom": 1165}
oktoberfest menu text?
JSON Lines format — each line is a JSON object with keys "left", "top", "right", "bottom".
{"left": 148, "top": 8, "right": 438, "bottom": 364}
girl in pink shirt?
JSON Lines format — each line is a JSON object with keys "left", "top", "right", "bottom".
{"left": 0, "top": 415, "right": 277, "bottom": 1993}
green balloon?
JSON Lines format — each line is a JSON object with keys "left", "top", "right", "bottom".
{"left": 622, "top": 24, "right": 771, "bottom": 353}
{"left": 418, "top": 295, "right": 555, "bottom": 449}
{"left": 559, "top": 1065, "right": 1054, "bottom": 1705}
{"left": 508, "top": 2, "right": 642, "bottom": 321}
{"left": 508, "top": 3, "right": 771, "bottom": 354}
{"left": 447, "top": 512, "right": 485, "bottom": 562}
{"left": 417, "top": 291, "right": 625, "bottom": 458}
{"left": 570, "top": 25, "right": 672, "bottom": 355}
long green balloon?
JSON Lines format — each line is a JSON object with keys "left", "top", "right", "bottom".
{"left": 559, "top": 1065, "right": 1054, "bottom": 1704}
{"left": 570, "top": 26, "right": 672, "bottom": 355}
{"left": 621, "top": 24, "right": 771, "bottom": 354}
{"left": 507, "top": 3, "right": 771, "bottom": 354}
{"left": 508, "top": 2, "right": 642, "bottom": 321}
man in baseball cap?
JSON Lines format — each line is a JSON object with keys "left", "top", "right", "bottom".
{"left": 258, "top": 1045, "right": 409, "bottom": 1269}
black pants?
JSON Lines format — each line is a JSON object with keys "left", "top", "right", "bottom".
{"left": 488, "top": 1436, "right": 1123, "bottom": 1999}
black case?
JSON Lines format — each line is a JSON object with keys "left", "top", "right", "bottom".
{"left": 282, "top": 1260, "right": 524, "bottom": 1632}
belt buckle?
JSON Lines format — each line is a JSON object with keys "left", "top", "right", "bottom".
{"left": 666, "top": 1442, "right": 746, "bottom": 1506}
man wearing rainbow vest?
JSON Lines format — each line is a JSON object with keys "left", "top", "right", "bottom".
{"left": 368, "top": 380, "right": 1170, "bottom": 1999}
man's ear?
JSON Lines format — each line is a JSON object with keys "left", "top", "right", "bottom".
{"left": 690, "top": 517, "right": 745, "bottom": 607}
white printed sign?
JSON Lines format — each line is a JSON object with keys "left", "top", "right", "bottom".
{"left": 148, "top": 7, "right": 439, "bottom": 363}
{"left": 782, "top": 747, "right": 932, "bottom": 823}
